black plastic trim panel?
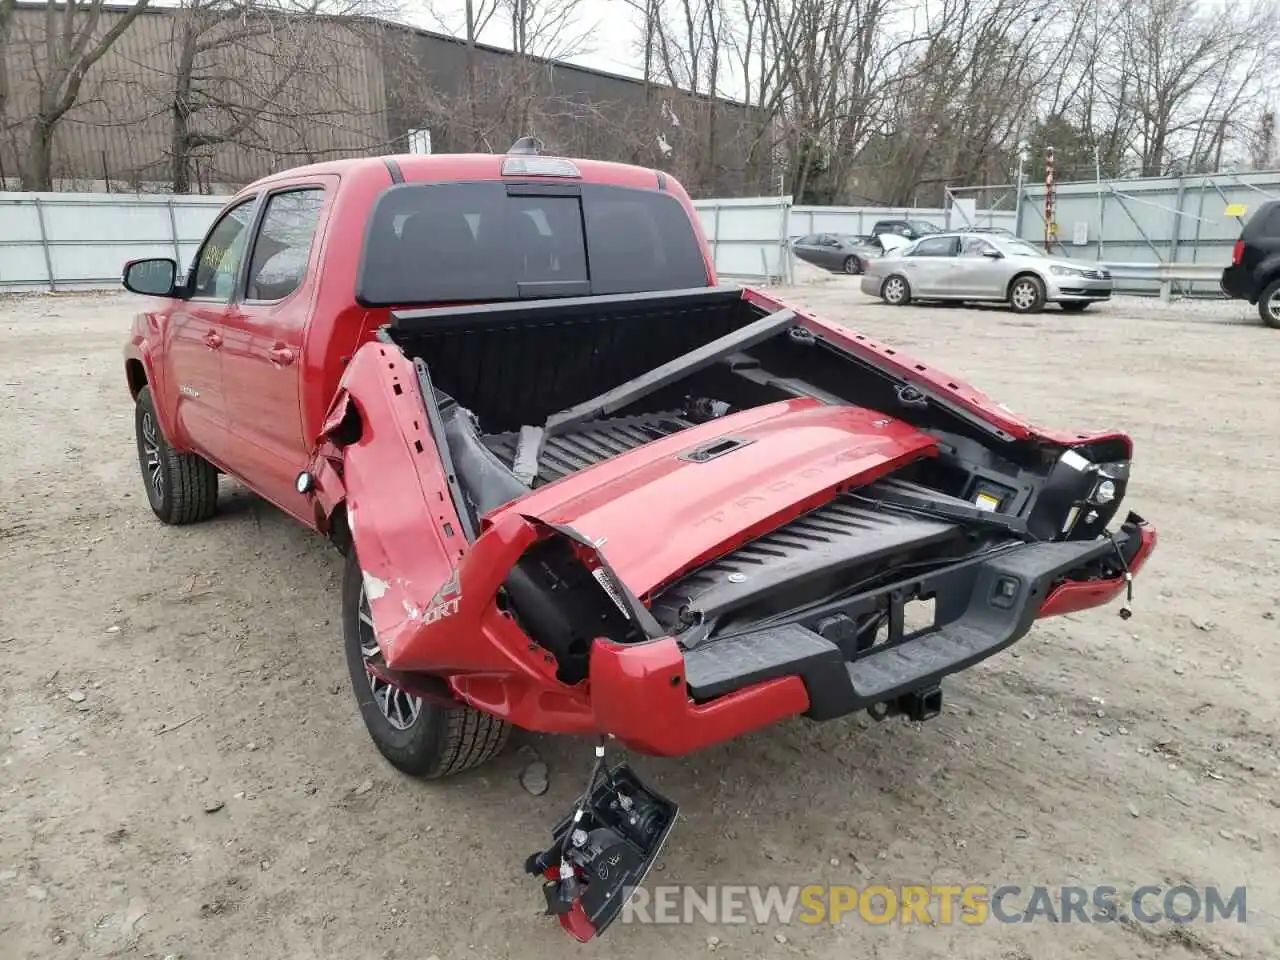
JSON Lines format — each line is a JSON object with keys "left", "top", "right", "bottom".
{"left": 681, "top": 522, "right": 1142, "bottom": 719}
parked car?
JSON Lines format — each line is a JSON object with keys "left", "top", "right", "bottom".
{"left": 792, "top": 232, "right": 904, "bottom": 274}
{"left": 861, "top": 232, "right": 1113, "bottom": 313}
{"left": 120, "top": 145, "right": 1154, "bottom": 942}
{"left": 871, "top": 218, "right": 942, "bottom": 241}
{"left": 1220, "top": 198, "right": 1280, "bottom": 328}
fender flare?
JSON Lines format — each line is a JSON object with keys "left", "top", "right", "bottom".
{"left": 124, "top": 342, "right": 181, "bottom": 445}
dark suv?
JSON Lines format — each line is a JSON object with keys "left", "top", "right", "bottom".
{"left": 1220, "top": 199, "right": 1280, "bottom": 328}
{"left": 871, "top": 218, "right": 941, "bottom": 241}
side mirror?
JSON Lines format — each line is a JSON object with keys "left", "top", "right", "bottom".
{"left": 122, "top": 257, "right": 179, "bottom": 297}
{"left": 982, "top": 249, "right": 1003, "bottom": 259}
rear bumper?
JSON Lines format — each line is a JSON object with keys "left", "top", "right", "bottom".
{"left": 1220, "top": 264, "right": 1255, "bottom": 301}
{"left": 588, "top": 515, "right": 1156, "bottom": 756}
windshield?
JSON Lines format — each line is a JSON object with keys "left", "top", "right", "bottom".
{"left": 357, "top": 181, "right": 710, "bottom": 305}
{"left": 1002, "top": 238, "right": 1047, "bottom": 258}
{"left": 908, "top": 220, "right": 941, "bottom": 235}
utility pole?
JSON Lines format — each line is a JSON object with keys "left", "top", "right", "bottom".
{"left": 1044, "top": 145, "right": 1057, "bottom": 250}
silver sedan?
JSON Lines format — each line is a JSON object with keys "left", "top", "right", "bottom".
{"left": 860, "top": 233, "right": 1113, "bottom": 313}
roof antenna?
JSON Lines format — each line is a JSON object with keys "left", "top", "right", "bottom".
{"left": 508, "top": 136, "right": 543, "bottom": 156}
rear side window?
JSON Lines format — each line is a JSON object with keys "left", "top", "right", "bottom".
{"left": 246, "top": 189, "right": 325, "bottom": 302}
{"left": 910, "top": 236, "right": 956, "bottom": 257}
{"left": 357, "top": 181, "right": 709, "bottom": 305}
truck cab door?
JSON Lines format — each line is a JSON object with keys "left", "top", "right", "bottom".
{"left": 165, "top": 195, "right": 258, "bottom": 462}
{"left": 219, "top": 182, "right": 333, "bottom": 518}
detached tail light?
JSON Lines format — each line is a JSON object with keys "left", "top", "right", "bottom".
{"left": 1232, "top": 239, "right": 1245, "bottom": 265}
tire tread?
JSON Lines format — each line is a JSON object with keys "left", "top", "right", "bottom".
{"left": 136, "top": 386, "right": 219, "bottom": 525}
{"left": 1258, "top": 278, "right": 1280, "bottom": 328}
{"left": 342, "top": 550, "right": 509, "bottom": 780}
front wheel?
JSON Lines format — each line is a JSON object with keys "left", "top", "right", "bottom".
{"left": 1008, "top": 275, "right": 1047, "bottom": 314}
{"left": 342, "top": 549, "right": 509, "bottom": 778}
{"left": 842, "top": 255, "right": 863, "bottom": 275}
{"left": 134, "top": 385, "right": 219, "bottom": 525}
{"left": 881, "top": 274, "right": 911, "bottom": 305}
{"left": 1257, "top": 278, "right": 1280, "bottom": 328}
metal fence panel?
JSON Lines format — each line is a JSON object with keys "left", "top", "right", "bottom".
{"left": 790, "top": 205, "right": 1016, "bottom": 238}
{"left": 0, "top": 192, "right": 225, "bottom": 292}
{"left": 1016, "top": 171, "right": 1280, "bottom": 295}
{"left": 692, "top": 196, "right": 793, "bottom": 284}
{"left": 6, "top": 176, "right": 1263, "bottom": 296}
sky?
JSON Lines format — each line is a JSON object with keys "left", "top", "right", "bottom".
{"left": 405, "top": 0, "right": 654, "bottom": 82}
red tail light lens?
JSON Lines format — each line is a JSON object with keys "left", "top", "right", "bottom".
{"left": 1232, "top": 239, "right": 1245, "bottom": 265}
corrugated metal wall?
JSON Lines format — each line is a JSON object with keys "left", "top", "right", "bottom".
{"left": 1, "top": 8, "right": 771, "bottom": 197}
{"left": 3, "top": 9, "right": 391, "bottom": 190}
{"left": 1, "top": 9, "right": 396, "bottom": 190}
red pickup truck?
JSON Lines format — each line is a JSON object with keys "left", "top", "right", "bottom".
{"left": 122, "top": 144, "right": 1155, "bottom": 940}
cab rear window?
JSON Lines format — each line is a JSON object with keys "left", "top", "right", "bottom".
{"left": 356, "top": 181, "right": 709, "bottom": 305}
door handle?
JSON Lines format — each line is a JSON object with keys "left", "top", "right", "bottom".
{"left": 204, "top": 330, "right": 223, "bottom": 349}
{"left": 269, "top": 345, "right": 295, "bottom": 367}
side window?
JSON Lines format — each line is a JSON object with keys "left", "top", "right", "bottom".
{"left": 960, "top": 237, "right": 995, "bottom": 257}
{"left": 190, "top": 198, "right": 257, "bottom": 301}
{"left": 909, "top": 236, "right": 956, "bottom": 257}
{"left": 246, "top": 189, "right": 326, "bottom": 302}
{"left": 796, "top": 235, "right": 818, "bottom": 245}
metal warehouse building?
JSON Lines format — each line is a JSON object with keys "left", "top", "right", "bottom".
{"left": 1, "top": 4, "right": 771, "bottom": 195}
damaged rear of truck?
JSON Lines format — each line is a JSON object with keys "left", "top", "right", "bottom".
{"left": 320, "top": 279, "right": 1156, "bottom": 754}
{"left": 130, "top": 148, "right": 1154, "bottom": 941}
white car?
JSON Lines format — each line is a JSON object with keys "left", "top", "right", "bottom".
{"left": 860, "top": 232, "right": 1113, "bottom": 313}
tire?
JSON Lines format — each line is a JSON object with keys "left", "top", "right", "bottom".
{"left": 881, "top": 274, "right": 911, "bottom": 305}
{"left": 1008, "top": 274, "right": 1046, "bottom": 314}
{"left": 134, "top": 385, "right": 219, "bottom": 525}
{"left": 342, "top": 549, "right": 509, "bottom": 778}
{"left": 1060, "top": 302, "right": 1090, "bottom": 313}
{"left": 1257, "top": 278, "right": 1280, "bottom": 328}
{"left": 842, "top": 255, "right": 862, "bottom": 275}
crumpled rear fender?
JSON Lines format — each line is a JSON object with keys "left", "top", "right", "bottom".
{"left": 308, "top": 341, "right": 566, "bottom": 691}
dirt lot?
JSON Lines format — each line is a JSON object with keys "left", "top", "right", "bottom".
{"left": 1, "top": 285, "right": 1278, "bottom": 960}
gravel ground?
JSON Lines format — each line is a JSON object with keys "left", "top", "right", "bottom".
{"left": 1, "top": 287, "right": 1278, "bottom": 960}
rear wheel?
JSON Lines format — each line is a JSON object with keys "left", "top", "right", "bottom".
{"left": 342, "top": 549, "right": 509, "bottom": 778}
{"left": 881, "top": 275, "right": 911, "bottom": 305}
{"left": 1009, "top": 275, "right": 1046, "bottom": 314}
{"left": 1060, "top": 302, "right": 1090, "bottom": 313}
{"left": 1257, "top": 278, "right": 1280, "bottom": 328}
{"left": 842, "top": 255, "right": 863, "bottom": 275}
{"left": 134, "top": 386, "right": 219, "bottom": 525}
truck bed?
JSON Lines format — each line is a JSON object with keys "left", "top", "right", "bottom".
{"left": 481, "top": 411, "right": 694, "bottom": 486}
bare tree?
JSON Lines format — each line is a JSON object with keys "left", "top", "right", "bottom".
{"left": 112, "top": 0, "right": 397, "bottom": 192}
{"left": 8, "top": 0, "right": 150, "bottom": 190}
{"left": 0, "top": 0, "right": 13, "bottom": 134}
